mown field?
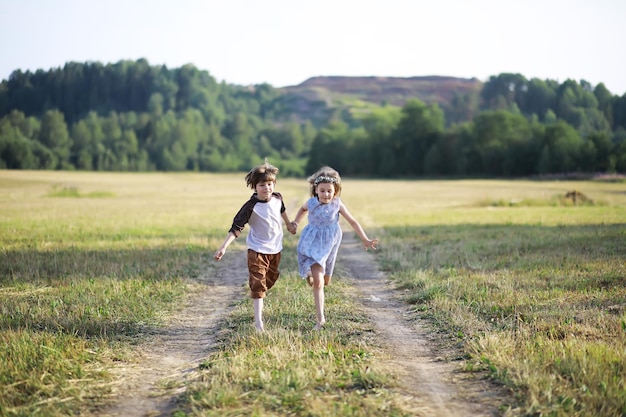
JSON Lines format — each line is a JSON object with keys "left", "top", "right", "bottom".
{"left": 0, "top": 170, "right": 624, "bottom": 416}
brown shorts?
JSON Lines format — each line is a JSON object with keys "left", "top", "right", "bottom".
{"left": 247, "top": 249, "right": 281, "bottom": 299}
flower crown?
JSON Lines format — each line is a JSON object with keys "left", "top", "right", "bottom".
{"left": 313, "top": 175, "right": 338, "bottom": 185}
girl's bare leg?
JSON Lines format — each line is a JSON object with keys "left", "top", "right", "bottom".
{"left": 311, "top": 264, "right": 326, "bottom": 330}
{"left": 253, "top": 298, "right": 265, "bottom": 332}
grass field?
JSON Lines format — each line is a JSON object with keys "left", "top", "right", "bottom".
{"left": 1, "top": 170, "right": 625, "bottom": 416}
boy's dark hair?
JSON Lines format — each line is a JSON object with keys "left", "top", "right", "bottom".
{"left": 245, "top": 159, "right": 279, "bottom": 189}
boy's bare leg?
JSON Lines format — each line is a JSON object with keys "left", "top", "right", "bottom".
{"left": 253, "top": 298, "right": 265, "bottom": 332}
{"left": 311, "top": 264, "right": 326, "bottom": 330}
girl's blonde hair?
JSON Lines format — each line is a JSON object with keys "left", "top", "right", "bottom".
{"left": 245, "top": 159, "right": 279, "bottom": 189}
{"left": 307, "top": 166, "right": 342, "bottom": 197}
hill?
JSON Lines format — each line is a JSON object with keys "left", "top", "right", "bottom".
{"left": 282, "top": 75, "right": 482, "bottom": 106}
{"left": 274, "top": 75, "right": 482, "bottom": 125}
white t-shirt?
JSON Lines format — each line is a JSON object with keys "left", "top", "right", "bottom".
{"left": 228, "top": 192, "right": 285, "bottom": 254}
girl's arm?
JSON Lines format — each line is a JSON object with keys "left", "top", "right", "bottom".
{"left": 339, "top": 201, "right": 378, "bottom": 250}
{"left": 291, "top": 202, "right": 308, "bottom": 231}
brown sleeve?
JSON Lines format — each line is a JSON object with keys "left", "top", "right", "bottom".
{"left": 228, "top": 197, "right": 257, "bottom": 237}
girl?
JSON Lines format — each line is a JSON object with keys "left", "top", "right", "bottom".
{"left": 291, "top": 166, "right": 378, "bottom": 330}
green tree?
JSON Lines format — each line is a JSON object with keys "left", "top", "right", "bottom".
{"left": 302, "top": 120, "right": 317, "bottom": 151}
{"left": 118, "top": 129, "right": 140, "bottom": 170}
{"left": 540, "top": 121, "right": 584, "bottom": 173}
{"left": 306, "top": 120, "right": 351, "bottom": 174}
{"left": 391, "top": 99, "right": 444, "bottom": 175}
{"left": 588, "top": 131, "right": 614, "bottom": 172}
{"left": 537, "top": 145, "right": 551, "bottom": 175}
{"left": 469, "top": 111, "right": 532, "bottom": 176}
{"left": 612, "top": 94, "right": 626, "bottom": 132}
{"left": 446, "top": 91, "right": 480, "bottom": 125}
{"left": 544, "top": 109, "right": 558, "bottom": 124}
{"left": 481, "top": 73, "right": 528, "bottom": 111}
{"left": 6, "top": 110, "right": 39, "bottom": 140}
{"left": 423, "top": 144, "right": 444, "bottom": 176}
{"left": 594, "top": 83, "right": 614, "bottom": 127}
{"left": 148, "top": 93, "right": 164, "bottom": 116}
{"left": 613, "top": 139, "right": 626, "bottom": 172}
{"left": 83, "top": 112, "right": 106, "bottom": 170}
{"left": 38, "top": 109, "right": 71, "bottom": 169}
{"left": 361, "top": 107, "right": 401, "bottom": 174}
{"left": 161, "top": 142, "right": 187, "bottom": 171}
{"left": 70, "top": 120, "right": 93, "bottom": 169}
{"left": 31, "top": 140, "right": 58, "bottom": 169}
{"left": 223, "top": 112, "right": 257, "bottom": 169}
{"left": 0, "top": 118, "right": 38, "bottom": 169}
{"left": 525, "top": 78, "right": 557, "bottom": 121}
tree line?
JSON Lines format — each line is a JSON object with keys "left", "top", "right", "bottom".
{"left": 1, "top": 59, "right": 625, "bottom": 177}
{"left": 307, "top": 101, "right": 625, "bottom": 177}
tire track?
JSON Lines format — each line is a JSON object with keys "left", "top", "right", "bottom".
{"left": 102, "top": 251, "right": 247, "bottom": 417}
{"left": 338, "top": 231, "right": 508, "bottom": 417}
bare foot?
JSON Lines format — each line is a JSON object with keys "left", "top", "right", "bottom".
{"left": 313, "top": 319, "right": 326, "bottom": 331}
{"left": 255, "top": 321, "right": 265, "bottom": 332}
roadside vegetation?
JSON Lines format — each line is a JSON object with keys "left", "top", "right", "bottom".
{"left": 1, "top": 171, "right": 624, "bottom": 416}
{"left": 353, "top": 179, "right": 626, "bottom": 417}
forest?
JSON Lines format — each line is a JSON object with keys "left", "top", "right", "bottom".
{"left": 1, "top": 59, "right": 625, "bottom": 177}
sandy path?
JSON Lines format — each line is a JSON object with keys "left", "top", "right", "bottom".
{"left": 102, "top": 252, "right": 247, "bottom": 417}
{"left": 338, "top": 231, "right": 507, "bottom": 417}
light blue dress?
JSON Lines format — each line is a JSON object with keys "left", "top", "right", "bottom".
{"left": 297, "top": 196, "right": 343, "bottom": 278}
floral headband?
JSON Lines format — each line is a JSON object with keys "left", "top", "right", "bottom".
{"left": 314, "top": 175, "right": 338, "bottom": 185}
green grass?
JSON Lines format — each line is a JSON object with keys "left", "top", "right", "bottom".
{"left": 400, "top": 224, "right": 625, "bottom": 417}
{"left": 180, "top": 261, "right": 405, "bottom": 416}
{"left": 45, "top": 184, "right": 116, "bottom": 198}
{"left": 1, "top": 171, "right": 625, "bottom": 416}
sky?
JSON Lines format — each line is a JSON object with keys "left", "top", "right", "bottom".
{"left": 1, "top": 0, "right": 625, "bottom": 95}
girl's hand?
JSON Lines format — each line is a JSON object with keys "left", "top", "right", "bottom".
{"left": 287, "top": 221, "right": 297, "bottom": 235}
{"left": 364, "top": 238, "right": 379, "bottom": 251}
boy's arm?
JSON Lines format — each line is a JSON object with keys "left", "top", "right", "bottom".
{"left": 282, "top": 211, "right": 296, "bottom": 235}
{"left": 215, "top": 197, "right": 256, "bottom": 261}
{"left": 214, "top": 232, "right": 236, "bottom": 261}
{"left": 229, "top": 197, "right": 256, "bottom": 238}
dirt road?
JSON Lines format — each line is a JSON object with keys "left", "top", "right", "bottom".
{"left": 339, "top": 232, "right": 506, "bottom": 417}
{"left": 103, "top": 252, "right": 247, "bottom": 417}
{"left": 102, "top": 232, "right": 508, "bottom": 416}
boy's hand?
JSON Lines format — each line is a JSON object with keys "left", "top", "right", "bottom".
{"left": 287, "top": 221, "right": 297, "bottom": 235}
{"left": 214, "top": 249, "right": 226, "bottom": 261}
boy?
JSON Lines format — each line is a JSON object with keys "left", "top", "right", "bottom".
{"left": 214, "top": 160, "right": 295, "bottom": 332}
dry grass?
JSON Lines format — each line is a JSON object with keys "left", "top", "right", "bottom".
{"left": 180, "top": 263, "right": 406, "bottom": 416}
{"left": 1, "top": 170, "right": 625, "bottom": 416}
{"left": 353, "top": 180, "right": 626, "bottom": 417}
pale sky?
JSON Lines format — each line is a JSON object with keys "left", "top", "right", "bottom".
{"left": 1, "top": 0, "right": 625, "bottom": 95}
